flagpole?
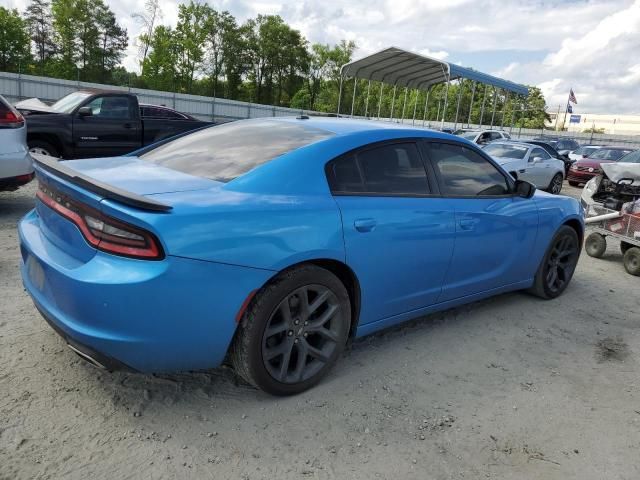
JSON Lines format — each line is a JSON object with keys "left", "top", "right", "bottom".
{"left": 561, "top": 89, "right": 571, "bottom": 131}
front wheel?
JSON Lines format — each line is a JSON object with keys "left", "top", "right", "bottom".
{"left": 547, "top": 173, "right": 563, "bottom": 194}
{"left": 585, "top": 232, "right": 607, "bottom": 258}
{"left": 529, "top": 226, "right": 580, "bottom": 299}
{"left": 623, "top": 247, "right": 640, "bottom": 276}
{"left": 28, "top": 140, "right": 60, "bottom": 158}
{"left": 230, "top": 265, "right": 351, "bottom": 395}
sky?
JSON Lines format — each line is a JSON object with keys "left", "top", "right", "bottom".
{"left": 5, "top": 0, "right": 640, "bottom": 115}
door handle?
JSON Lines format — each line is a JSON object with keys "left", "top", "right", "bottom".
{"left": 518, "top": 169, "right": 526, "bottom": 173}
{"left": 354, "top": 218, "right": 376, "bottom": 232}
{"left": 459, "top": 219, "right": 475, "bottom": 231}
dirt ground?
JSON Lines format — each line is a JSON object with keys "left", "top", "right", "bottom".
{"left": 1, "top": 182, "right": 639, "bottom": 480}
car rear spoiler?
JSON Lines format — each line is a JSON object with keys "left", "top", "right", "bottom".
{"left": 31, "top": 154, "right": 172, "bottom": 213}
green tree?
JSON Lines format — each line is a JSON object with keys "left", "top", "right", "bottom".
{"left": 175, "top": 1, "right": 208, "bottom": 93}
{"left": 0, "top": 7, "right": 32, "bottom": 73}
{"left": 24, "top": 0, "right": 56, "bottom": 74}
{"left": 141, "top": 25, "right": 179, "bottom": 91}
{"left": 50, "top": 0, "right": 78, "bottom": 79}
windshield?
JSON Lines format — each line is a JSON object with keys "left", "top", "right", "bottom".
{"left": 460, "top": 132, "right": 478, "bottom": 140}
{"left": 139, "top": 119, "right": 334, "bottom": 182}
{"left": 573, "top": 146, "right": 599, "bottom": 155}
{"left": 618, "top": 150, "right": 640, "bottom": 163}
{"left": 588, "top": 148, "right": 634, "bottom": 161}
{"left": 453, "top": 129, "right": 471, "bottom": 135}
{"left": 483, "top": 143, "right": 528, "bottom": 160}
{"left": 51, "top": 91, "right": 93, "bottom": 113}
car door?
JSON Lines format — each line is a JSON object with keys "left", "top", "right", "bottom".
{"left": 527, "top": 147, "right": 554, "bottom": 187}
{"left": 424, "top": 141, "right": 539, "bottom": 301}
{"left": 72, "top": 95, "right": 141, "bottom": 158}
{"left": 328, "top": 140, "right": 456, "bottom": 325}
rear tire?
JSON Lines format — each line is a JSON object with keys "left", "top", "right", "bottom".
{"left": 623, "top": 247, "right": 640, "bottom": 276}
{"left": 230, "top": 264, "right": 351, "bottom": 395}
{"left": 529, "top": 226, "right": 580, "bottom": 299}
{"left": 547, "top": 173, "right": 563, "bottom": 194}
{"left": 28, "top": 140, "right": 59, "bottom": 158}
{"left": 585, "top": 232, "right": 606, "bottom": 258}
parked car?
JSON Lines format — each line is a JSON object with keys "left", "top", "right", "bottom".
{"left": 455, "top": 129, "right": 510, "bottom": 145}
{"left": 0, "top": 94, "right": 33, "bottom": 192}
{"left": 15, "top": 90, "right": 211, "bottom": 159}
{"left": 568, "top": 145, "right": 603, "bottom": 162}
{"left": 19, "top": 117, "right": 584, "bottom": 395}
{"left": 482, "top": 141, "right": 565, "bottom": 194}
{"left": 567, "top": 146, "right": 636, "bottom": 186}
{"left": 533, "top": 137, "right": 581, "bottom": 156}
{"left": 512, "top": 139, "right": 572, "bottom": 174}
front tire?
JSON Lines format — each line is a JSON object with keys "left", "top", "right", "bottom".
{"left": 623, "top": 247, "right": 640, "bottom": 276}
{"left": 230, "top": 265, "right": 351, "bottom": 395}
{"left": 585, "top": 232, "right": 607, "bottom": 258}
{"left": 529, "top": 226, "right": 580, "bottom": 299}
{"left": 28, "top": 140, "right": 59, "bottom": 158}
{"left": 547, "top": 173, "right": 563, "bottom": 194}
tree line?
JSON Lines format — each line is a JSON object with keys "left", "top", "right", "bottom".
{"left": 0, "top": 0, "right": 548, "bottom": 127}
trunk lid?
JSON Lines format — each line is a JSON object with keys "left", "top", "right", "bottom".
{"left": 32, "top": 155, "right": 219, "bottom": 263}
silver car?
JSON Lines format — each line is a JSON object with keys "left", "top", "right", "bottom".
{"left": 483, "top": 141, "right": 566, "bottom": 194}
{"left": 0, "top": 95, "right": 33, "bottom": 191}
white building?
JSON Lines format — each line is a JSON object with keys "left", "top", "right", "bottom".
{"left": 546, "top": 111, "right": 640, "bottom": 135}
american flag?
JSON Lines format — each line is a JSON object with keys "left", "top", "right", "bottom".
{"left": 569, "top": 89, "right": 577, "bottom": 104}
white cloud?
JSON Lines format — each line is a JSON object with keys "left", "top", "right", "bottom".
{"left": 5, "top": 0, "right": 640, "bottom": 113}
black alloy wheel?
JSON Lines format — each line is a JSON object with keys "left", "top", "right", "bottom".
{"left": 530, "top": 226, "right": 580, "bottom": 299}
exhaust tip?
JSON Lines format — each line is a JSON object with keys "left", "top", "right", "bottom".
{"left": 67, "top": 344, "right": 107, "bottom": 369}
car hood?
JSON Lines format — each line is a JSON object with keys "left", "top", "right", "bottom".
{"left": 574, "top": 159, "right": 611, "bottom": 168}
{"left": 14, "top": 97, "right": 58, "bottom": 114}
{"left": 58, "top": 156, "right": 219, "bottom": 196}
{"left": 491, "top": 156, "right": 522, "bottom": 168}
{"left": 601, "top": 163, "right": 640, "bottom": 185}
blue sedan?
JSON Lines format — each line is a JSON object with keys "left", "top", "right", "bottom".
{"left": 19, "top": 117, "right": 584, "bottom": 395}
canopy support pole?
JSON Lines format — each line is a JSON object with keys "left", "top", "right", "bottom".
{"left": 337, "top": 75, "right": 344, "bottom": 115}
{"left": 509, "top": 95, "right": 518, "bottom": 134}
{"left": 453, "top": 79, "right": 463, "bottom": 131}
{"left": 412, "top": 90, "right": 419, "bottom": 125}
{"left": 401, "top": 87, "right": 408, "bottom": 123}
{"left": 441, "top": 76, "right": 450, "bottom": 129}
{"left": 500, "top": 91, "right": 510, "bottom": 129}
{"left": 377, "top": 82, "right": 384, "bottom": 119}
{"left": 390, "top": 85, "right": 397, "bottom": 122}
{"left": 518, "top": 104, "right": 525, "bottom": 137}
{"left": 422, "top": 87, "right": 431, "bottom": 127}
{"left": 364, "top": 80, "right": 371, "bottom": 118}
{"left": 467, "top": 81, "right": 476, "bottom": 127}
{"left": 490, "top": 87, "right": 498, "bottom": 128}
{"left": 479, "top": 84, "right": 488, "bottom": 127}
{"left": 350, "top": 77, "right": 358, "bottom": 117}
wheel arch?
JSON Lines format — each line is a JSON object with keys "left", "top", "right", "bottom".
{"left": 563, "top": 217, "right": 584, "bottom": 245}
{"left": 248, "top": 258, "right": 362, "bottom": 340}
{"left": 27, "top": 133, "right": 65, "bottom": 157}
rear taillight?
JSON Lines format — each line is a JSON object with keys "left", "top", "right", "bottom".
{"left": 36, "top": 182, "right": 164, "bottom": 260}
{"left": 0, "top": 102, "right": 25, "bottom": 128}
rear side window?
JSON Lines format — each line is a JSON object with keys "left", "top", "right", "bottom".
{"left": 142, "top": 106, "right": 186, "bottom": 119}
{"left": 139, "top": 119, "right": 333, "bottom": 182}
{"left": 327, "top": 142, "right": 430, "bottom": 195}
{"left": 428, "top": 142, "right": 510, "bottom": 196}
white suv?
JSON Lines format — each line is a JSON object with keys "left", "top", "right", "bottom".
{"left": 454, "top": 129, "right": 511, "bottom": 146}
{"left": 0, "top": 95, "right": 33, "bottom": 192}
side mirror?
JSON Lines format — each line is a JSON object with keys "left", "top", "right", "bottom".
{"left": 531, "top": 156, "right": 543, "bottom": 163}
{"left": 77, "top": 106, "right": 92, "bottom": 117}
{"left": 514, "top": 179, "right": 536, "bottom": 198}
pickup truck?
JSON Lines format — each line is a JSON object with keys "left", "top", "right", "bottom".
{"left": 15, "top": 89, "right": 212, "bottom": 159}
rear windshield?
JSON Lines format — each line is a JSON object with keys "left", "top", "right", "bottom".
{"left": 483, "top": 143, "right": 528, "bottom": 160}
{"left": 573, "top": 146, "right": 599, "bottom": 155}
{"left": 139, "top": 119, "right": 334, "bottom": 182}
{"left": 588, "top": 148, "right": 633, "bottom": 160}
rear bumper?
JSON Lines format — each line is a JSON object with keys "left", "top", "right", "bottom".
{"left": 0, "top": 150, "right": 33, "bottom": 190}
{"left": 19, "top": 209, "right": 274, "bottom": 373}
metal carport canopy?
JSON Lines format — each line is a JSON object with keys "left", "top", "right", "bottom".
{"left": 340, "top": 46, "right": 529, "bottom": 96}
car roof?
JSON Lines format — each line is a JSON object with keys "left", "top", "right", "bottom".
{"left": 489, "top": 140, "right": 532, "bottom": 149}
{"left": 269, "top": 116, "right": 458, "bottom": 139}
